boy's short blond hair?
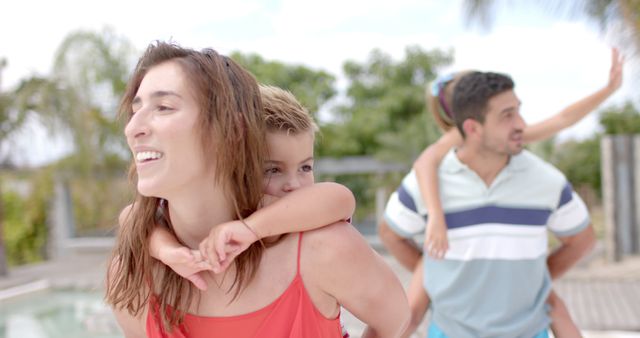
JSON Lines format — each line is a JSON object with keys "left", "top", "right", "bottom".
{"left": 259, "top": 85, "right": 318, "bottom": 135}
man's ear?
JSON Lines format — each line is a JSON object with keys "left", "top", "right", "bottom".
{"left": 462, "top": 119, "right": 480, "bottom": 138}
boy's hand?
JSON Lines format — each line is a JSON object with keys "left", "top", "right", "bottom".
{"left": 424, "top": 215, "right": 449, "bottom": 259}
{"left": 199, "top": 194, "right": 279, "bottom": 273}
{"left": 200, "top": 220, "right": 260, "bottom": 274}
{"left": 159, "top": 246, "right": 213, "bottom": 291}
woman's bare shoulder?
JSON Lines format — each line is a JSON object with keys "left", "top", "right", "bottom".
{"left": 302, "top": 221, "right": 373, "bottom": 266}
{"left": 118, "top": 204, "right": 134, "bottom": 227}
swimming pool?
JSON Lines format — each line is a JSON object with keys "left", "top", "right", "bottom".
{"left": 0, "top": 289, "right": 122, "bottom": 338}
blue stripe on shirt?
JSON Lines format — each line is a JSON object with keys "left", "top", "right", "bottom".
{"left": 444, "top": 206, "right": 552, "bottom": 229}
{"left": 397, "top": 185, "right": 418, "bottom": 213}
{"left": 557, "top": 182, "right": 573, "bottom": 208}
{"left": 395, "top": 185, "right": 553, "bottom": 229}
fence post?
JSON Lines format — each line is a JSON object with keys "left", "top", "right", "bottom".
{"left": 633, "top": 136, "right": 640, "bottom": 254}
{"left": 47, "top": 177, "right": 75, "bottom": 259}
{"left": 615, "top": 136, "right": 636, "bottom": 256}
{"left": 601, "top": 135, "right": 640, "bottom": 261}
{"left": 375, "top": 179, "right": 387, "bottom": 230}
{"left": 601, "top": 136, "right": 619, "bottom": 261}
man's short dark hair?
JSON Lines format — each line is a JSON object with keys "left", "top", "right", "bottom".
{"left": 452, "top": 71, "right": 514, "bottom": 137}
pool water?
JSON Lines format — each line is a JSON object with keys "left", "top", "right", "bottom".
{"left": 0, "top": 289, "right": 122, "bottom": 338}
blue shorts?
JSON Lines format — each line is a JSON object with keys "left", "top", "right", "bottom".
{"left": 427, "top": 322, "right": 549, "bottom": 338}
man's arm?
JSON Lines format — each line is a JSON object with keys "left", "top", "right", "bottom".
{"left": 547, "top": 184, "right": 596, "bottom": 279}
{"left": 547, "top": 225, "right": 596, "bottom": 280}
{"left": 378, "top": 219, "right": 422, "bottom": 271}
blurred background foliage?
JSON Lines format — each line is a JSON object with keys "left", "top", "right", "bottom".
{"left": 2, "top": 170, "right": 51, "bottom": 266}
{"left": 1, "top": 0, "right": 640, "bottom": 272}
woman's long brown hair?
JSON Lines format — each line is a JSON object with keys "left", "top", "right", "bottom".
{"left": 104, "top": 42, "right": 267, "bottom": 332}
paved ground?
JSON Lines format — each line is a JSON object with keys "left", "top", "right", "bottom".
{"left": 1, "top": 241, "right": 639, "bottom": 337}
{"left": 555, "top": 256, "right": 640, "bottom": 332}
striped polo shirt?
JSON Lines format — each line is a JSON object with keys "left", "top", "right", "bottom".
{"left": 384, "top": 149, "right": 590, "bottom": 338}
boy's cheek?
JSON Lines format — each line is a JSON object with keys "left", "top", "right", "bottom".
{"left": 263, "top": 178, "right": 285, "bottom": 198}
{"left": 305, "top": 176, "right": 315, "bottom": 187}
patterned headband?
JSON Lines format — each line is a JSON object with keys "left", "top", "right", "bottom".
{"left": 430, "top": 73, "right": 456, "bottom": 122}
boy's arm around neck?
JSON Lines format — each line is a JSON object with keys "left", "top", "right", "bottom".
{"left": 246, "top": 182, "right": 356, "bottom": 238}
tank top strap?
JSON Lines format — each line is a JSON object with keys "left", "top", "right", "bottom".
{"left": 296, "top": 232, "right": 303, "bottom": 275}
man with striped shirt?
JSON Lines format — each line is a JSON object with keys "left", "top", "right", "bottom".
{"left": 380, "top": 72, "right": 596, "bottom": 338}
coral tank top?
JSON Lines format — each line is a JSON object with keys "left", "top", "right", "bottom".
{"left": 146, "top": 233, "right": 343, "bottom": 338}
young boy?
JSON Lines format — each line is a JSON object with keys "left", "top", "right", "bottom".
{"left": 148, "top": 84, "right": 353, "bottom": 337}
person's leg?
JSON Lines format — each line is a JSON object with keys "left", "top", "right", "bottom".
{"left": 402, "top": 257, "right": 430, "bottom": 337}
{"left": 548, "top": 290, "right": 582, "bottom": 338}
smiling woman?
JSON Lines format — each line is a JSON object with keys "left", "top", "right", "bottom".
{"left": 104, "top": 41, "right": 409, "bottom": 338}
{"left": 105, "top": 41, "right": 268, "bottom": 335}
{"left": 125, "top": 61, "right": 209, "bottom": 198}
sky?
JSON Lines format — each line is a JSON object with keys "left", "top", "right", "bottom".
{"left": 0, "top": 0, "right": 636, "bottom": 166}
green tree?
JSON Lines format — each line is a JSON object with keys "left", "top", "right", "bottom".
{"left": 0, "top": 57, "right": 33, "bottom": 276}
{"left": 315, "top": 46, "right": 452, "bottom": 219}
{"left": 552, "top": 136, "right": 603, "bottom": 196}
{"left": 230, "top": 52, "right": 336, "bottom": 116}
{"left": 2, "top": 171, "right": 52, "bottom": 266}
{"left": 16, "top": 27, "right": 135, "bottom": 178}
{"left": 318, "top": 46, "right": 452, "bottom": 163}
{"left": 600, "top": 102, "right": 640, "bottom": 133}
{"left": 0, "top": 59, "right": 29, "bottom": 142}
{"left": 0, "top": 58, "right": 12, "bottom": 275}
{"left": 12, "top": 28, "right": 136, "bottom": 236}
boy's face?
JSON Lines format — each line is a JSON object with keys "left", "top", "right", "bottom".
{"left": 263, "top": 130, "right": 315, "bottom": 198}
